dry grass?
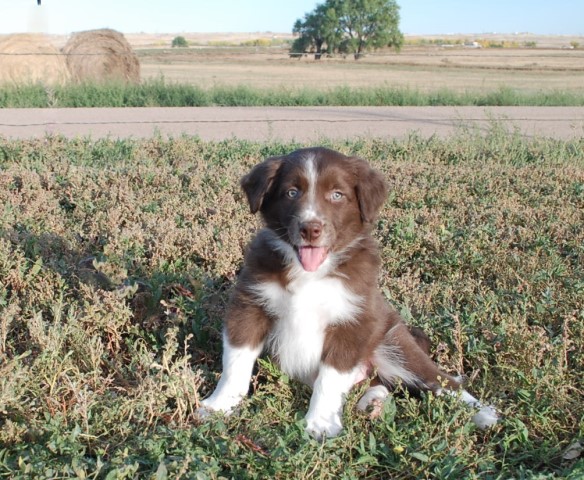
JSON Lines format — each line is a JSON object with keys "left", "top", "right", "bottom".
{"left": 134, "top": 33, "right": 584, "bottom": 94}
{"left": 140, "top": 55, "right": 584, "bottom": 93}
{"left": 1, "top": 31, "right": 582, "bottom": 99}
{"left": 0, "top": 130, "right": 583, "bottom": 478}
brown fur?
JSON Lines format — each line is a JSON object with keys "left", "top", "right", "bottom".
{"left": 227, "top": 147, "right": 459, "bottom": 394}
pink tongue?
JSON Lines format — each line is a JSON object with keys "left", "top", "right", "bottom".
{"left": 298, "top": 246, "right": 327, "bottom": 272}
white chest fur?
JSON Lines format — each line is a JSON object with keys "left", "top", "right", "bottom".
{"left": 251, "top": 274, "right": 362, "bottom": 385}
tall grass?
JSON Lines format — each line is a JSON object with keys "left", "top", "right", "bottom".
{"left": 0, "top": 129, "right": 583, "bottom": 478}
{"left": 1, "top": 79, "right": 583, "bottom": 107}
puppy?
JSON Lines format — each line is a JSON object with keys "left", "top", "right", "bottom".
{"left": 200, "top": 147, "right": 498, "bottom": 439}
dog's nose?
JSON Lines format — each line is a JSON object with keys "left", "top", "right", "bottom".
{"left": 300, "top": 221, "right": 322, "bottom": 242}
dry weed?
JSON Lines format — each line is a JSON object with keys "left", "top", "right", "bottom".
{"left": 0, "top": 133, "right": 582, "bottom": 477}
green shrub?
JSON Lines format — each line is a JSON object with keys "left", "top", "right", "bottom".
{"left": 171, "top": 36, "right": 188, "bottom": 48}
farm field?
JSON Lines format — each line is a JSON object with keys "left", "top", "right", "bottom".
{"left": 0, "top": 130, "right": 583, "bottom": 478}
{"left": 135, "top": 33, "right": 584, "bottom": 94}
{"left": 1, "top": 32, "right": 583, "bottom": 108}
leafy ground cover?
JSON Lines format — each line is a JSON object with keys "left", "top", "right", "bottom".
{"left": 0, "top": 128, "right": 583, "bottom": 478}
{"left": 1, "top": 80, "right": 584, "bottom": 108}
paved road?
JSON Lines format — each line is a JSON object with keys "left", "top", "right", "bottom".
{"left": 0, "top": 106, "right": 582, "bottom": 141}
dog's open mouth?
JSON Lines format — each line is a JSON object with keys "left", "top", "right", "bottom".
{"left": 297, "top": 246, "right": 328, "bottom": 272}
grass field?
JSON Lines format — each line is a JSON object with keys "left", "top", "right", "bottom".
{"left": 1, "top": 33, "right": 584, "bottom": 107}
{"left": 0, "top": 127, "right": 583, "bottom": 478}
{"left": 137, "top": 44, "right": 584, "bottom": 95}
{"left": 3, "top": 79, "right": 584, "bottom": 108}
{"left": 133, "top": 32, "right": 584, "bottom": 96}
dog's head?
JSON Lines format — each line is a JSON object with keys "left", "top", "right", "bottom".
{"left": 241, "top": 147, "right": 387, "bottom": 272}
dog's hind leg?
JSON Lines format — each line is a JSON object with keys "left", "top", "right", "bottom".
{"left": 361, "top": 322, "right": 498, "bottom": 428}
{"left": 375, "top": 322, "right": 460, "bottom": 391}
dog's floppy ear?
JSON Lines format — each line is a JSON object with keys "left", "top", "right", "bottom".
{"left": 352, "top": 158, "right": 388, "bottom": 224}
{"left": 240, "top": 156, "right": 283, "bottom": 214}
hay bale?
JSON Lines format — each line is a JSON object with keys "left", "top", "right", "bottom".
{"left": 0, "top": 34, "right": 70, "bottom": 85}
{"left": 62, "top": 29, "right": 140, "bottom": 83}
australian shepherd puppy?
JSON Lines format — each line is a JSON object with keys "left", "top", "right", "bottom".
{"left": 199, "top": 147, "right": 498, "bottom": 439}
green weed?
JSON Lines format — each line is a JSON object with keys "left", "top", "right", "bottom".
{"left": 1, "top": 80, "right": 584, "bottom": 107}
{"left": 0, "top": 130, "right": 582, "bottom": 478}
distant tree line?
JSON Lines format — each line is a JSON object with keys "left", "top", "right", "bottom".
{"left": 292, "top": 0, "right": 403, "bottom": 60}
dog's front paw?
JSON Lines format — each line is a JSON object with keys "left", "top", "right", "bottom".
{"left": 305, "top": 411, "right": 343, "bottom": 440}
{"left": 195, "top": 399, "right": 221, "bottom": 420}
{"left": 197, "top": 394, "right": 240, "bottom": 418}
{"left": 195, "top": 403, "right": 213, "bottom": 420}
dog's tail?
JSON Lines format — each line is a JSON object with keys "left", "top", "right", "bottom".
{"left": 408, "top": 325, "right": 432, "bottom": 355}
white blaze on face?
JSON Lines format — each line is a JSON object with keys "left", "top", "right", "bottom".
{"left": 302, "top": 155, "right": 319, "bottom": 222}
{"left": 297, "top": 154, "right": 328, "bottom": 271}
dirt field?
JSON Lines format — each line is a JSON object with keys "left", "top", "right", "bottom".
{"left": 2, "top": 32, "right": 583, "bottom": 94}
{"left": 132, "top": 33, "right": 584, "bottom": 94}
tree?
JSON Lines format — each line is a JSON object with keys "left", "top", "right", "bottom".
{"left": 331, "top": 0, "right": 403, "bottom": 58}
{"left": 292, "top": 0, "right": 403, "bottom": 60}
{"left": 292, "top": 4, "right": 340, "bottom": 60}
{"left": 171, "top": 36, "right": 188, "bottom": 48}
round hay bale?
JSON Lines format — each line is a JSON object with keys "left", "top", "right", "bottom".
{"left": 0, "top": 34, "right": 70, "bottom": 85}
{"left": 62, "top": 29, "right": 140, "bottom": 84}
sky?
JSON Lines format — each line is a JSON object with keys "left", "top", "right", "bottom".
{"left": 0, "top": 0, "right": 582, "bottom": 36}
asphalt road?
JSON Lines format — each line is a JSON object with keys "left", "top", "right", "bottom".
{"left": 0, "top": 106, "right": 582, "bottom": 141}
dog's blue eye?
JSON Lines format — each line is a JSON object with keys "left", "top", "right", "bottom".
{"left": 331, "top": 191, "right": 343, "bottom": 201}
{"left": 286, "top": 188, "right": 299, "bottom": 199}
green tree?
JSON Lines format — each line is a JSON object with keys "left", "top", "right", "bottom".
{"left": 331, "top": 0, "right": 403, "bottom": 58}
{"left": 292, "top": 0, "right": 403, "bottom": 60}
{"left": 171, "top": 36, "right": 188, "bottom": 48}
{"left": 292, "top": 4, "right": 340, "bottom": 59}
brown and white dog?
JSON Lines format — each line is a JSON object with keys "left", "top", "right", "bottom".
{"left": 200, "top": 147, "right": 498, "bottom": 439}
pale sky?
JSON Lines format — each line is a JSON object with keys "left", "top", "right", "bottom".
{"left": 0, "top": 0, "right": 582, "bottom": 36}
